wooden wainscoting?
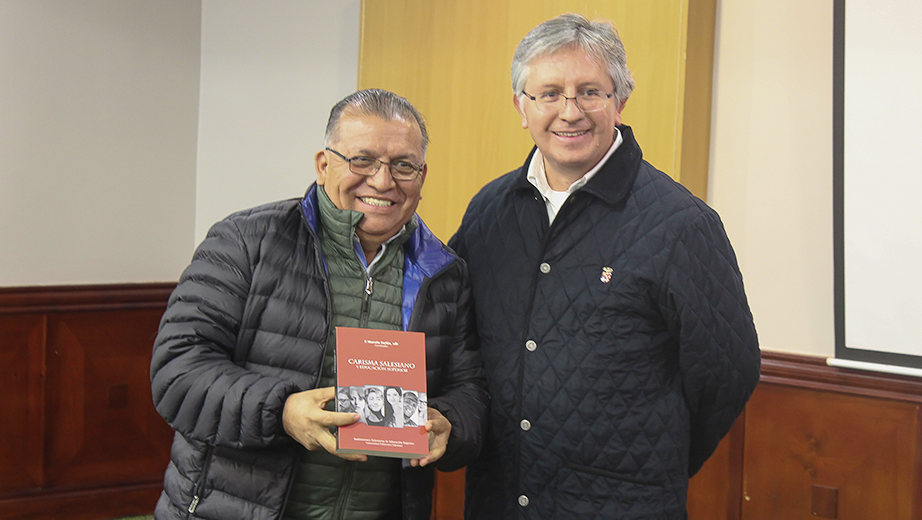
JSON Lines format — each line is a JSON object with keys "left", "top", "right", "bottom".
{"left": 0, "top": 284, "right": 176, "bottom": 520}
{"left": 3, "top": 285, "right": 921, "bottom": 520}
{"left": 686, "top": 351, "right": 922, "bottom": 520}
{"left": 741, "top": 352, "right": 922, "bottom": 520}
{"left": 686, "top": 413, "right": 746, "bottom": 520}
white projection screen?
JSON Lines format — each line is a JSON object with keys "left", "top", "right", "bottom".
{"left": 834, "top": 0, "right": 922, "bottom": 372}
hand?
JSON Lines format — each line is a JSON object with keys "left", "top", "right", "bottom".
{"left": 282, "top": 387, "right": 366, "bottom": 462}
{"left": 410, "top": 407, "right": 451, "bottom": 467}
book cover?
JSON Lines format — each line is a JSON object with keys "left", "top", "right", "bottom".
{"left": 335, "top": 326, "right": 428, "bottom": 458}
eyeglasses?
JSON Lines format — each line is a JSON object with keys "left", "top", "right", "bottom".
{"left": 325, "top": 147, "right": 424, "bottom": 181}
{"left": 521, "top": 90, "right": 614, "bottom": 113}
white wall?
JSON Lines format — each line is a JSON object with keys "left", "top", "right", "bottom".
{"left": 195, "top": 0, "right": 360, "bottom": 245}
{"left": 0, "top": 0, "right": 201, "bottom": 285}
{"left": 0, "top": 1, "right": 361, "bottom": 285}
{"left": 709, "top": 0, "right": 835, "bottom": 357}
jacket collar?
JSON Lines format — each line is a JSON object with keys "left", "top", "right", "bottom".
{"left": 512, "top": 124, "right": 643, "bottom": 206}
{"left": 300, "top": 183, "right": 455, "bottom": 279}
{"left": 300, "top": 183, "right": 457, "bottom": 331}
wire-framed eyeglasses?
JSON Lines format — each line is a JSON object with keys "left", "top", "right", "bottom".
{"left": 521, "top": 90, "right": 614, "bottom": 113}
{"left": 325, "top": 147, "right": 424, "bottom": 181}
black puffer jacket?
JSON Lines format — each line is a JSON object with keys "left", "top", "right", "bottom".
{"left": 151, "top": 184, "right": 488, "bottom": 520}
{"left": 450, "top": 126, "right": 760, "bottom": 519}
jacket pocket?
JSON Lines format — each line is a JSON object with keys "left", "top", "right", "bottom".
{"left": 564, "top": 462, "right": 663, "bottom": 487}
{"left": 548, "top": 463, "right": 680, "bottom": 519}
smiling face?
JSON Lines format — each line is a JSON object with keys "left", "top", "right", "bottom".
{"left": 403, "top": 394, "right": 418, "bottom": 418}
{"left": 366, "top": 388, "right": 383, "bottom": 412}
{"left": 316, "top": 111, "right": 427, "bottom": 261}
{"left": 514, "top": 46, "right": 624, "bottom": 188}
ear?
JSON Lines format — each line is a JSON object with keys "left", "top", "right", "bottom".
{"left": 613, "top": 99, "right": 627, "bottom": 126}
{"left": 315, "top": 149, "right": 329, "bottom": 185}
{"left": 418, "top": 163, "right": 428, "bottom": 189}
{"left": 513, "top": 93, "right": 529, "bottom": 129}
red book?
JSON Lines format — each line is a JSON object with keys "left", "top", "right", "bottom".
{"left": 335, "top": 326, "right": 429, "bottom": 458}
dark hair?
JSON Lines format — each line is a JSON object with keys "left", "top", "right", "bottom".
{"left": 384, "top": 386, "right": 402, "bottom": 427}
{"left": 402, "top": 391, "right": 419, "bottom": 408}
{"left": 324, "top": 88, "right": 429, "bottom": 154}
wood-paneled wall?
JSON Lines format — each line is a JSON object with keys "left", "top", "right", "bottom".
{"left": 3, "top": 284, "right": 921, "bottom": 519}
{"left": 0, "top": 284, "right": 175, "bottom": 520}
{"left": 357, "top": 0, "right": 715, "bottom": 242}
{"left": 741, "top": 353, "right": 922, "bottom": 520}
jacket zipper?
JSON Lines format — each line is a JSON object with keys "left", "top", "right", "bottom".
{"left": 186, "top": 444, "right": 215, "bottom": 518}
{"left": 333, "top": 460, "right": 356, "bottom": 519}
{"left": 360, "top": 275, "right": 373, "bottom": 327}
{"left": 330, "top": 266, "right": 368, "bottom": 520}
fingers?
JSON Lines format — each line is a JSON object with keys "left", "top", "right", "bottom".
{"left": 336, "top": 451, "right": 368, "bottom": 463}
{"left": 283, "top": 387, "right": 362, "bottom": 457}
{"left": 311, "top": 424, "right": 339, "bottom": 454}
{"left": 414, "top": 408, "right": 452, "bottom": 467}
{"left": 286, "top": 389, "right": 452, "bottom": 466}
{"left": 314, "top": 385, "right": 335, "bottom": 405}
{"left": 426, "top": 411, "right": 450, "bottom": 434}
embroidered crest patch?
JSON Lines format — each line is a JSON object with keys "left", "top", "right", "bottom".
{"left": 600, "top": 267, "right": 613, "bottom": 283}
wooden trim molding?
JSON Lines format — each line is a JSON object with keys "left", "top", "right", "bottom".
{"left": 0, "top": 282, "right": 176, "bottom": 314}
{"left": 760, "top": 350, "right": 922, "bottom": 404}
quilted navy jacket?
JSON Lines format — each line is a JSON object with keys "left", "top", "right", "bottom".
{"left": 450, "top": 126, "right": 760, "bottom": 519}
{"left": 150, "top": 185, "right": 489, "bottom": 520}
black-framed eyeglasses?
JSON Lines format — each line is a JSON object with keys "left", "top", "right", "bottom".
{"left": 325, "top": 147, "right": 424, "bottom": 181}
{"left": 521, "top": 90, "right": 614, "bottom": 113}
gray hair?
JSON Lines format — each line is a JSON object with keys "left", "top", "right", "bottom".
{"left": 324, "top": 88, "right": 429, "bottom": 154}
{"left": 511, "top": 13, "right": 634, "bottom": 105}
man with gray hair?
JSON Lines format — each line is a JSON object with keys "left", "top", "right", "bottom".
{"left": 151, "top": 88, "right": 488, "bottom": 520}
{"left": 450, "top": 14, "right": 760, "bottom": 519}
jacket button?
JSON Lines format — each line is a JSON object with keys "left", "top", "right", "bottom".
{"left": 525, "top": 340, "right": 537, "bottom": 351}
{"left": 520, "top": 419, "right": 531, "bottom": 431}
{"left": 518, "top": 495, "right": 530, "bottom": 507}
{"left": 539, "top": 262, "right": 551, "bottom": 274}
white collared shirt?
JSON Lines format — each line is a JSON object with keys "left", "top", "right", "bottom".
{"left": 526, "top": 128, "right": 623, "bottom": 225}
{"left": 354, "top": 222, "right": 408, "bottom": 273}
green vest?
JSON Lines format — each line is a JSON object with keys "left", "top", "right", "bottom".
{"left": 283, "top": 186, "right": 416, "bottom": 520}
